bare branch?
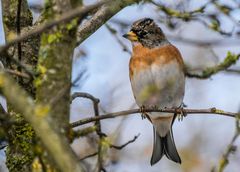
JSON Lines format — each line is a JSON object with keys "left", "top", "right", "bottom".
{"left": 168, "top": 35, "right": 240, "bottom": 47}
{"left": 79, "top": 152, "right": 98, "bottom": 161}
{"left": 224, "top": 69, "right": 240, "bottom": 74}
{"left": 3, "top": 52, "right": 35, "bottom": 79}
{"left": 71, "top": 107, "right": 239, "bottom": 128}
{"left": 71, "top": 92, "right": 100, "bottom": 104}
{"left": 110, "top": 134, "right": 140, "bottom": 150}
{"left": 79, "top": 134, "right": 140, "bottom": 161}
{"left": 70, "top": 92, "right": 103, "bottom": 172}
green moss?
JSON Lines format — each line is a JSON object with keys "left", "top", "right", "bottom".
{"left": 6, "top": 112, "right": 35, "bottom": 171}
{"left": 66, "top": 19, "right": 78, "bottom": 31}
{"left": 42, "top": 0, "right": 54, "bottom": 19}
{"left": 189, "top": 51, "right": 240, "bottom": 79}
{"left": 47, "top": 32, "right": 63, "bottom": 44}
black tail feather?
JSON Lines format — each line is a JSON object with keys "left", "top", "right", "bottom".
{"left": 150, "top": 127, "right": 181, "bottom": 165}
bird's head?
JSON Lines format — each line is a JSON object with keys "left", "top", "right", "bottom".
{"left": 123, "top": 18, "right": 167, "bottom": 48}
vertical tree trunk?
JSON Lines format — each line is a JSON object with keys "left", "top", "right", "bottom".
{"left": 36, "top": 0, "right": 78, "bottom": 138}
{"left": 2, "top": 0, "right": 40, "bottom": 171}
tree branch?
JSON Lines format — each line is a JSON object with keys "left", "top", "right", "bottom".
{"left": 73, "top": 126, "right": 97, "bottom": 138}
{"left": 167, "top": 35, "right": 240, "bottom": 47}
{"left": 76, "top": 0, "right": 141, "bottom": 46}
{"left": 71, "top": 92, "right": 100, "bottom": 104}
{"left": 79, "top": 134, "right": 140, "bottom": 161}
{"left": 16, "top": 0, "right": 23, "bottom": 76}
{"left": 71, "top": 92, "right": 104, "bottom": 172}
{"left": 216, "top": 117, "right": 240, "bottom": 172}
{"left": 79, "top": 152, "right": 98, "bottom": 161}
{"left": 4, "top": 69, "right": 30, "bottom": 79}
{"left": 0, "top": 1, "right": 106, "bottom": 54}
{"left": 186, "top": 52, "right": 240, "bottom": 79}
{"left": 111, "top": 19, "right": 240, "bottom": 47}
{"left": 71, "top": 107, "right": 239, "bottom": 128}
{"left": 110, "top": 134, "right": 140, "bottom": 150}
{"left": 0, "top": 71, "right": 84, "bottom": 172}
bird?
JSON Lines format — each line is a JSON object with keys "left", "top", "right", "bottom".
{"left": 123, "top": 18, "right": 185, "bottom": 165}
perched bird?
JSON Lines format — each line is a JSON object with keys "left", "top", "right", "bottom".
{"left": 123, "top": 18, "right": 185, "bottom": 165}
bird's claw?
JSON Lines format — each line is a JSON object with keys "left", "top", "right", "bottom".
{"left": 140, "top": 105, "right": 147, "bottom": 120}
{"left": 140, "top": 105, "right": 146, "bottom": 119}
{"left": 152, "top": 105, "right": 158, "bottom": 110}
{"left": 177, "top": 107, "right": 187, "bottom": 121}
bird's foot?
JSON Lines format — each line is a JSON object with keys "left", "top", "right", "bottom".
{"left": 151, "top": 105, "right": 159, "bottom": 110}
{"left": 176, "top": 106, "right": 187, "bottom": 121}
{"left": 140, "top": 105, "right": 148, "bottom": 120}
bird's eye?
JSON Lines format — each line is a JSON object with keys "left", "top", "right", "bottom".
{"left": 137, "top": 30, "right": 147, "bottom": 38}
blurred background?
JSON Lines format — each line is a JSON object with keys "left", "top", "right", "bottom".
{"left": 1, "top": 0, "right": 240, "bottom": 171}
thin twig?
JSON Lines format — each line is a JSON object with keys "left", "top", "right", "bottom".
{"left": 225, "top": 69, "right": 240, "bottom": 74}
{"left": 4, "top": 52, "right": 35, "bottom": 79}
{"left": 70, "top": 92, "right": 104, "bottom": 172}
{"left": 110, "top": 134, "right": 140, "bottom": 150}
{"left": 168, "top": 35, "right": 240, "bottom": 47}
{"left": 5, "top": 69, "right": 30, "bottom": 79}
{"left": 79, "top": 152, "right": 98, "bottom": 161}
{"left": 49, "top": 74, "right": 86, "bottom": 106}
{"left": 216, "top": 116, "right": 240, "bottom": 172}
{"left": 71, "top": 107, "right": 239, "bottom": 128}
{"left": 71, "top": 92, "right": 100, "bottom": 104}
{"left": 149, "top": 0, "right": 234, "bottom": 36}
{"left": 79, "top": 134, "right": 140, "bottom": 161}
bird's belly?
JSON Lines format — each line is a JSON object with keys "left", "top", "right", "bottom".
{"left": 131, "top": 60, "right": 185, "bottom": 109}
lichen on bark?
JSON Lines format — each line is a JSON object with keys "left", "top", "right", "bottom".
{"left": 36, "top": 0, "right": 78, "bottom": 136}
{"left": 2, "top": 0, "right": 40, "bottom": 171}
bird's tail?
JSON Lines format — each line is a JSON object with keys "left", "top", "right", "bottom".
{"left": 150, "top": 127, "right": 181, "bottom": 165}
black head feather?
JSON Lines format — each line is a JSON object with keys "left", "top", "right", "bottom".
{"left": 130, "top": 18, "right": 168, "bottom": 48}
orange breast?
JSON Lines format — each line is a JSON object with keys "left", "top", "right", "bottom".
{"left": 129, "top": 43, "right": 184, "bottom": 80}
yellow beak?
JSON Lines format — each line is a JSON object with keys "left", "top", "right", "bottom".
{"left": 122, "top": 31, "right": 138, "bottom": 41}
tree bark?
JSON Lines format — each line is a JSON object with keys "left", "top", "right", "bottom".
{"left": 2, "top": 0, "right": 39, "bottom": 171}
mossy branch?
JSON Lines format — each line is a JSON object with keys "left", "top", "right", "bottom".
{"left": 186, "top": 52, "right": 240, "bottom": 79}
{"left": 0, "top": 71, "right": 84, "bottom": 172}
{"left": 217, "top": 116, "right": 240, "bottom": 172}
{"left": 73, "top": 126, "right": 97, "bottom": 138}
{"left": 76, "top": 0, "right": 142, "bottom": 46}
